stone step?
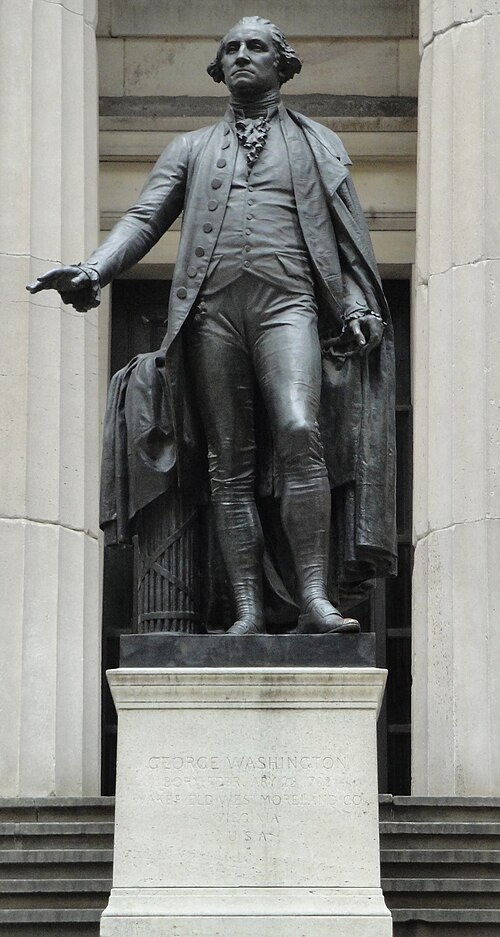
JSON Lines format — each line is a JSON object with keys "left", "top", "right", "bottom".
{"left": 386, "top": 890, "right": 500, "bottom": 911}
{"left": 382, "top": 848, "right": 500, "bottom": 864}
{"left": 0, "top": 878, "right": 112, "bottom": 892}
{"left": 0, "top": 849, "right": 113, "bottom": 865}
{"left": 0, "top": 878, "right": 111, "bottom": 911}
{"left": 380, "top": 821, "right": 500, "bottom": 835}
{"left": 382, "top": 834, "right": 500, "bottom": 851}
{"left": 0, "top": 908, "right": 102, "bottom": 924}
{"left": 380, "top": 797, "right": 500, "bottom": 823}
{"left": 392, "top": 908, "right": 500, "bottom": 924}
{"left": 0, "top": 822, "right": 114, "bottom": 851}
{"left": 383, "top": 877, "right": 500, "bottom": 893}
{"left": 0, "top": 798, "right": 115, "bottom": 823}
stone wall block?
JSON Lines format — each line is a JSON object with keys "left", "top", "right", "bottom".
{"left": 25, "top": 306, "right": 62, "bottom": 522}
{"left": 0, "top": 521, "right": 26, "bottom": 794}
{"left": 96, "top": 0, "right": 112, "bottom": 36}
{"left": 110, "top": 0, "right": 418, "bottom": 39}
{"left": 18, "top": 521, "right": 60, "bottom": 795}
{"left": 431, "top": 0, "right": 455, "bottom": 35}
{"left": 484, "top": 12, "right": 500, "bottom": 257}
{"left": 425, "top": 270, "right": 454, "bottom": 533}
{"left": 55, "top": 525, "right": 86, "bottom": 793}
{"left": 485, "top": 260, "right": 500, "bottom": 518}
{"left": 0, "top": 0, "right": 101, "bottom": 795}
{"left": 296, "top": 39, "right": 400, "bottom": 96}
{"left": 412, "top": 529, "right": 455, "bottom": 794}
{"left": 123, "top": 39, "right": 226, "bottom": 98}
{"left": 413, "top": 520, "right": 500, "bottom": 795}
{"left": 122, "top": 37, "right": 402, "bottom": 98}
{"left": 415, "top": 46, "right": 432, "bottom": 284}
{"left": 451, "top": 519, "right": 496, "bottom": 794}
{"left": 61, "top": 6, "right": 87, "bottom": 263}
{"left": 58, "top": 311, "right": 87, "bottom": 530}
{"left": 486, "top": 518, "right": 500, "bottom": 789}
{"left": 419, "top": 0, "right": 434, "bottom": 49}
{"left": 54, "top": 526, "right": 99, "bottom": 793}
{"left": 98, "top": 37, "right": 125, "bottom": 96}
{"left": 84, "top": 311, "right": 101, "bottom": 539}
{"left": 398, "top": 39, "right": 420, "bottom": 95}
{"left": 0, "top": 8, "right": 32, "bottom": 254}
{"left": 30, "top": 0, "right": 64, "bottom": 263}
{"left": 421, "top": 0, "right": 500, "bottom": 45}
{"left": 4, "top": 520, "right": 100, "bottom": 797}
{"left": 410, "top": 535, "right": 429, "bottom": 787}
{"left": 450, "top": 262, "right": 488, "bottom": 524}
{"left": 451, "top": 19, "right": 485, "bottom": 267}
{"left": 0, "top": 255, "right": 29, "bottom": 515}
{"left": 427, "top": 33, "right": 453, "bottom": 277}
{"left": 84, "top": 0, "right": 98, "bottom": 29}
{"left": 412, "top": 282, "right": 429, "bottom": 541}
{"left": 414, "top": 0, "right": 500, "bottom": 796}
{"left": 82, "top": 532, "right": 101, "bottom": 793}
{"left": 83, "top": 21, "right": 100, "bottom": 259}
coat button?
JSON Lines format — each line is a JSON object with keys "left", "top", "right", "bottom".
{"left": 216, "top": 158, "right": 226, "bottom": 168}
{"left": 187, "top": 266, "right": 197, "bottom": 278}
{"left": 208, "top": 200, "right": 218, "bottom": 211}
{"left": 223, "top": 126, "right": 230, "bottom": 135}
{"left": 176, "top": 287, "right": 187, "bottom": 299}
{"left": 211, "top": 179, "right": 222, "bottom": 189}
{"left": 195, "top": 246, "right": 205, "bottom": 257}
{"left": 222, "top": 140, "right": 230, "bottom": 149}
{"left": 203, "top": 222, "right": 213, "bottom": 232}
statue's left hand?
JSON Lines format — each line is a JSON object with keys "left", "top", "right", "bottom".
{"left": 344, "top": 312, "right": 384, "bottom": 355}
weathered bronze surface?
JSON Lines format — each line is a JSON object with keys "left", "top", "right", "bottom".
{"left": 27, "top": 17, "right": 396, "bottom": 636}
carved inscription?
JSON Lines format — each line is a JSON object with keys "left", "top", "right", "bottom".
{"left": 146, "top": 750, "right": 367, "bottom": 848}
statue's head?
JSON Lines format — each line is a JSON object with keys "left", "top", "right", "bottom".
{"left": 207, "top": 16, "right": 302, "bottom": 95}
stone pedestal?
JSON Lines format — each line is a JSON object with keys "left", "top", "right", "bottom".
{"left": 101, "top": 653, "right": 391, "bottom": 935}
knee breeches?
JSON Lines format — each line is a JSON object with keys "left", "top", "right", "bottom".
{"left": 185, "top": 274, "right": 327, "bottom": 499}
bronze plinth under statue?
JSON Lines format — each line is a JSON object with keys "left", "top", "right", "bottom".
{"left": 28, "top": 16, "right": 396, "bottom": 637}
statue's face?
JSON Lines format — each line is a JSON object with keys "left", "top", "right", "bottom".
{"left": 220, "top": 23, "right": 280, "bottom": 96}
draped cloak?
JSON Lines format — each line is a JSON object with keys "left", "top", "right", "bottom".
{"left": 96, "top": 107, "right": 397, "bottom": 614}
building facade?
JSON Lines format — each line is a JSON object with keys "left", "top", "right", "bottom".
{"left": 1, "top": 0, "right": 499, "bottom": 802}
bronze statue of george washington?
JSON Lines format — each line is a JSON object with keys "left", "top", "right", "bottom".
{"left": 28, "top": 16, "right": 397, "bottom": 635}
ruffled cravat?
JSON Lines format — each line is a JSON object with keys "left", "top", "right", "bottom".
{"left": 230, "top": 90, "right": 280, "bottom": 170}
{"left": 234, "top": 114, "right": 271, "bottom": 169}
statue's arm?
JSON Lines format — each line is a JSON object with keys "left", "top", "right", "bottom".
{"left": 27, "top": 134, "right": 190, "bottom": 310}
{"left": 334, "top": 174, "right": 387, "bottom": 355}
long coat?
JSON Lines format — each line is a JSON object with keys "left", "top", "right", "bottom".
{"left": 96, "top": 106, "right": 397, "bottom": 608}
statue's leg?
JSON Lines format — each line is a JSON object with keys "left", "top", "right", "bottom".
{"left": 252, "top": 288, "right": 360, "bottom": 634}
{"left": 185, "top": 289, "right": 265, "bottom": 634}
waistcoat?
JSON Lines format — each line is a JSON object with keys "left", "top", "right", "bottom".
{"left": 205, "top": 112, "right": 314, "bottom": 295}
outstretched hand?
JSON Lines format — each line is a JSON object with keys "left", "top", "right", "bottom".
{"left": 26, "top": 266, "right": 99, "bottom": 312}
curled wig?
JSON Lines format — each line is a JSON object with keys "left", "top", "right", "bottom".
{"left": 207, "top": 16, "right": 302, "bottom": 86}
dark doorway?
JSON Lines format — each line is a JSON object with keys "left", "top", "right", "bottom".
{"left": 101, "top": 277, "right": 412, "bottom": 796}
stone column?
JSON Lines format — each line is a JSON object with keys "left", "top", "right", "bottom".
{"left": 412, "top": 1, "right": 500, "bottom": 794}
{"left": 0, "top": 0, "right": 101, "bottom": 795}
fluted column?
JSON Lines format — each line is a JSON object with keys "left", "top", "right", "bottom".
{"left": 0, "top": 0, "right": 101, "bottom": 794}
{"left": 412, "top": 1, "right": 500, "bottom": 794}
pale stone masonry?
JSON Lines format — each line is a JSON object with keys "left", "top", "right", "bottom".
{"left": 412, "top": 0, "right": 500, "bottom": 794}
{"left": 2, "top": 0, "right": 498, "bottom": 801}
{"left": 0, "top": 0, "right": 101, "bottom": 796}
